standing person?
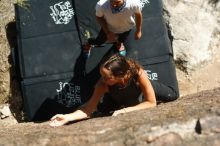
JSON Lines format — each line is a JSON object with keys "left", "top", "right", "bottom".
{"left": 49, "top": 54, "right": 178, "bottom": 127}
{"left": 84, "top": 0, "right": 143, "bottom": 57}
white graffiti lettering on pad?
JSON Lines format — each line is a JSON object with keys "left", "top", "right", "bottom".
{"left": 56, "top": 82, "right": 81, "bottom": 107}
{"left": 145, "top": 70, "right": 158, "bottom": 81}
{"left": 140, "top": 0, "right": 150, "bottom": 8}
{"left": 50, "top": 1, "right": 74, "bottom": 25}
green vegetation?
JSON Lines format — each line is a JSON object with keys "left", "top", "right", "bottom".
{"left": 15, "top": 0, "right": 29, "bottom": 8}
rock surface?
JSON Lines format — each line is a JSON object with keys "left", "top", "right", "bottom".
{"left": 163, "top": 0, "right": 220, "bottom": 72}
{"left": 0, "top": 88, "right": 219, "bottom": 146}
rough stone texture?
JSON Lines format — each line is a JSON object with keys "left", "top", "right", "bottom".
{"left": 0, "top": 0, "right": 15, "bottom": 103}
{"left": 0, "top": 0, "right": 23, "bottom": 120}
{"left": 0, "top": 88, "right": 219, "bottom": 146}
{"left": 163, "top": 0, "right": 220, "bottom": 72}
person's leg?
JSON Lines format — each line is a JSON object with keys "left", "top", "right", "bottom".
{"left": 83, "top": 29, "right": 107, "bottom": 58}
{"left": 150, "top": 80, "right": 179, "bottom": 103}
{"left": 88, "top": 29, "right": 107, "bottom": 46}
{"left": 116, "top": 30, "right": 131, "bottom": 56}
{"left": 115, "top": 42, "right": 126, "bottom": 56}
{"left": 118, "top": 29, "right": 131, "bottom": 43}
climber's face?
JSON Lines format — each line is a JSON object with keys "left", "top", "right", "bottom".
{"left": 110, "top": 0, "right": 124, "bottom": 9}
